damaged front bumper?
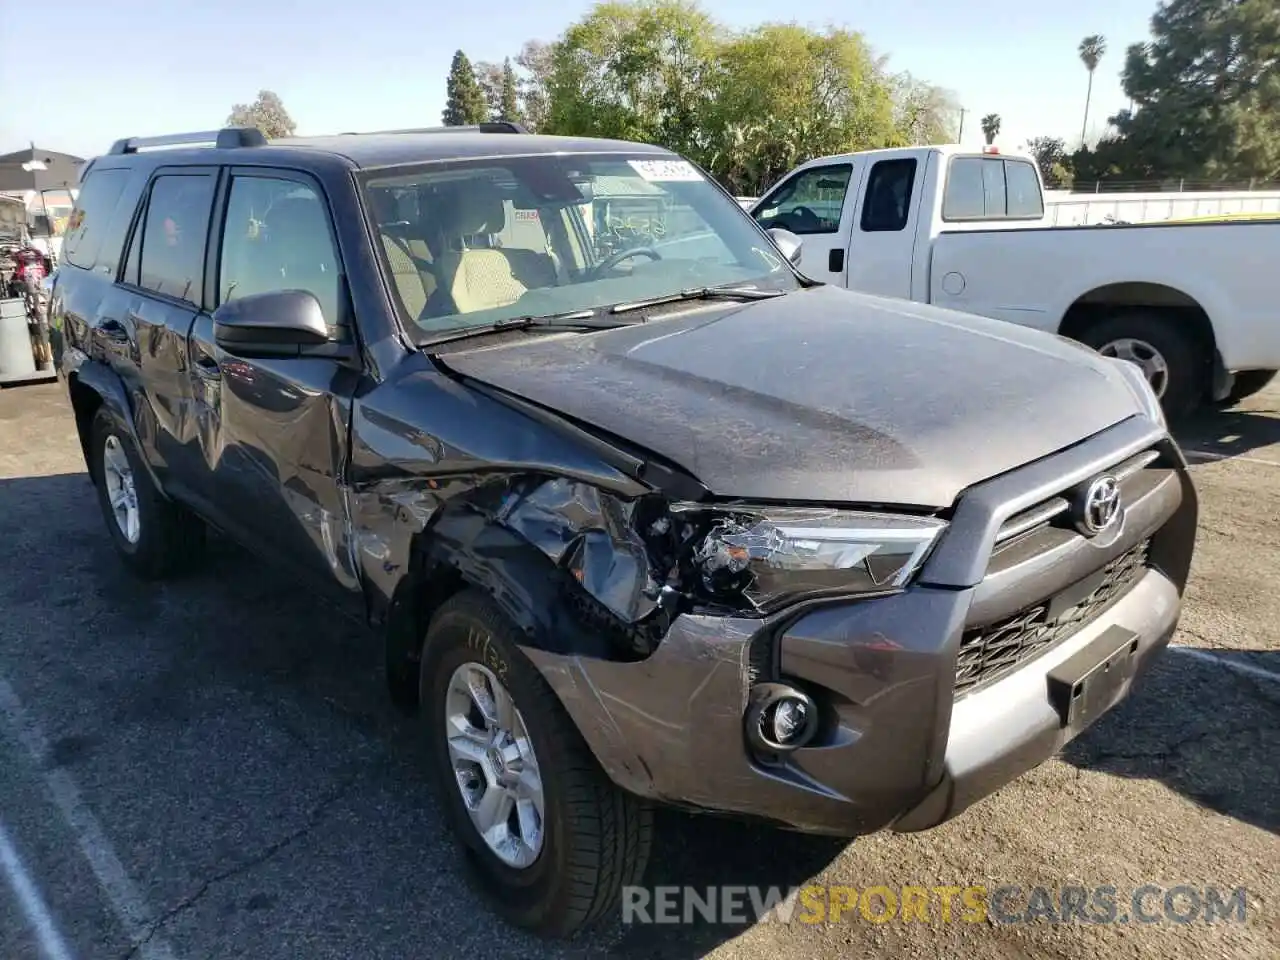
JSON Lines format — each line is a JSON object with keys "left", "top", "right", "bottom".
{"left": 521, "top": 565, "right": 1181, "bottom": 837}
{"left": 519, "top": 418, "right": 1195, "bottom": 837}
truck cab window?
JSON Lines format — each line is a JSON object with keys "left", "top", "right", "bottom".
{"left": 1004, "top": 161, "right": 1044, "bottom": 217}
{"left": 860, "top": 159, "right": 917, "bottom": 232}
{"left": 943, "top": 158, "right": 988, "bottom": 220}
{"left": 754, "top": 164, "right": 852, "bottom": 235}
{"left": 944, "top": 157, "right": 1045, "bottom": 221}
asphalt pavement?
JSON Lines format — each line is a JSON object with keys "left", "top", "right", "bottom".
{"left": 0, "top": 380, "right": 1277, "bottom": 960}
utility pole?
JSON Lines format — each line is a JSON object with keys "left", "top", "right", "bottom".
{"left": 957, "top": 108, "right": 967, "bottom": 144}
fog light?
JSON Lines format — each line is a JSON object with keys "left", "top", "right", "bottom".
{"left": 745, "top": 683, "right": 820, "bottom": 753}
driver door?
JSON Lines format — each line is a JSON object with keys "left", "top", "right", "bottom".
{"left": 751, "top": 162, "right": 858, "bottom": 285}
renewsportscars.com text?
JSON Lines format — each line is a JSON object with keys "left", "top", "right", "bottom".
{"left": 621, "top": 884, "right": 1250, "bottom": 926}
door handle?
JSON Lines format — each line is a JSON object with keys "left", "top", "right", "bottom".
{"left": 98, "top": 317, "right": 130, "bottom": 342}
{"left": 192, "top": 351, "right": 221, "bottom": 379}
{"left": 828, "top": 249, "right": 845, "bottom": 273}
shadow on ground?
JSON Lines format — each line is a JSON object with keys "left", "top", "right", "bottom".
{"left": 1061, "top": 646, "right": 1280, "bottom": 835}
{"left": 1173, "top": 399, "right": 1280, "bottom": 459}
{"left": 0, "top": 471, "right": 846, "bottom": 959}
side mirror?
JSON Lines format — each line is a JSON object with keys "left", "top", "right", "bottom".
{"left": 213, "top": 290, "right": 330, "bottom": 355}
{"left": 767, "top": 227, "right": 804, "bottom": 266}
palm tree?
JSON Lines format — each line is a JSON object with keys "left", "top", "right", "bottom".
{"left": 1078, "top": 35, "right": 1107, "bottom": 148}
{"left": 981, "top": 113, "right": 1001, "bottom": 145}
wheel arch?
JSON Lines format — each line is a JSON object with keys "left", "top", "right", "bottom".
{"left": 379, "top": 489, "right": 656, "bottom": 714}
{"left": 1057, "top": 281, "right": 1218, "bottom": 358}
{"left": 65, "top": 360, "right": 161, "bottom": 490}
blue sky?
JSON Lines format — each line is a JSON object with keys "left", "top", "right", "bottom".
{"left": 1, "top": 0, "right": 1157, "bottom": 162}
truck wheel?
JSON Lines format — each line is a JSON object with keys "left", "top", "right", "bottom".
{"left": 1219, "top": 369, "right": 1277, "bottom": 406}
{"left": 88, "top": 408, "right": 205, "bottom": 578}
{"left": 420, "top": 591, "right": 653, "bottom": 938}
{"left": 1080, "top": 312, "right": 1206, "bottom": 420}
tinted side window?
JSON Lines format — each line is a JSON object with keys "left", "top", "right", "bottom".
{"left": 137, "top": 174, "right": 215, "bottom": 303}
{"left": 754, "top": 164, "right": 852, "bottom": 235}
{"left": 860, "top": 159, "right": 917, "bottom": 232}
{"left": 62, "top": 169, "right": 131, "bottom": 270}
{"left": 942, "top": 158, "right": 987, "bottom": 219}
{"left": 1005, "top": 161, "right": 1044, "bottom": 217}
{"left": 219, "top": 176, "right": 342, "bottom": 325}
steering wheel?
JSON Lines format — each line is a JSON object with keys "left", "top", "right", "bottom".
{"left": 588, "top": 246, "right": 661, "bottom": 278}
{"left": 782, "top": 205, "right": 821, "bottom": 231}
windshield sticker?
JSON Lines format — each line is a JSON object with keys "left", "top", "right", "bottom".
{"left": 627, "top": 160, "right": 704, "bottom": 183}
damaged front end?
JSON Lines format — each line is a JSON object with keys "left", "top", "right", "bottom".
{"left": 347, "top": 372, "right": 955, "bottom": 833}
{"left": 496, "top": 477, "right": 949, "bottom": 660}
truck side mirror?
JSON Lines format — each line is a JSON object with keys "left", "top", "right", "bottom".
{"left": 767, "top": 227, "right": 804, "bottom": 266}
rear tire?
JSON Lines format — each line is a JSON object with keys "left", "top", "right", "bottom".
{"left": 88, "top": 408, "right": 205, "bottom": 578}
{"left": 1218, "top": 369, "right": 1277, "bottom": 406}
{"left": 420, "top": 590, "right": 653, "bottom": 938}
{"left": 1079, "top": 311, "right": 1207, "bottom": 420}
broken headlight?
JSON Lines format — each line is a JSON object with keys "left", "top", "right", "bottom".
{"left": 671, "top": 505, "right": 947, "bottom": 611}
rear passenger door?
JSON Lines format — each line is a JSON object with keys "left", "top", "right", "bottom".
{"left": 113, "top": 167, "right": 220, "bottom": 505}
{"left": 188, "top": 168, "right": 362, "bottom": 601}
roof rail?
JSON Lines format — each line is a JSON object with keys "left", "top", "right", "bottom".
{"left": 337, "top": 121, "right": 530, "bottom": 136}
{"left": 107, "top": 127, "right": 268, "bottom": 155}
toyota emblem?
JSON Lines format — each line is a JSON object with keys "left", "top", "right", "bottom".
{"left": 1076, "top": 475, "right": 1122, "bottom": 536}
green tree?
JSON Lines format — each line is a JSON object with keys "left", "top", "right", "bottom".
{"left": 226, "top": 90, "right": 296, "bottom": 138}
{"left": 474, "top": 60, "right": 505, "bottom": 119}
{"left": 888, "top": 73, "right": 961, "bottom": 146}
{"left": 981, "top": 112, "right": 1001, "bottom": 145}
{"left": 515, "top": 40, "right": 555, "bottom": 132}
{"left": 1024, "top": 135, "right": 1073, "bottom": 188}
{"left": 1078, "top": 35, "right": 1107, "bottom": 148}
{"left": 499, "top": 58, "right": 522, "bottom": 123}
{"left": 1109, "top": 0, "right": 1280, "bottom": 182}
{"left": 544, "top": 0, "right": 720, "bottom": 159}
{"left": 442, "top": 50, "right": 488, "bottom": 126}
{"left": 706, "top": 23, "right": 899, "bottom": 193}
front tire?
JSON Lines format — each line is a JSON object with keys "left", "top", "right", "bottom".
{"left": 88, "top": 409, "right": 205, "bottom": 578}
{"left": 1080, "top": 311, "right": 1207, "bottom": 420}
{"left": 420, "top": 591, "right": 653, "bottom": 938}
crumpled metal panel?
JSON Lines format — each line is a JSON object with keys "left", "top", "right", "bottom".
{"left": 497, "top": 478, "right": 660, "bottom": 624}
{"left": 520, "top": 612, "right": 885, "bottom": 834}
{"left": 520, "top": 614, "right": 758, "bottom": 799}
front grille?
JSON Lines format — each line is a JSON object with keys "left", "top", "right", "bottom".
{"left": 954, "top": 539, "right": 1151, "bottom": 696}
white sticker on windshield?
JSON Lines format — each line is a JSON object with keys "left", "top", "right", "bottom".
{"left": 628, "top": 159, "right": 704, "bottom": 182}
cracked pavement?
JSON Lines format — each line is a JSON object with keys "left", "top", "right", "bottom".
{"left": 0, "top": 381, "right": 1277, "bottom": 960}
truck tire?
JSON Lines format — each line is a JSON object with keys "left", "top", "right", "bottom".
{"left": 88, "top": 408, "right": 205, "bottom": 578}
{"left": 420, "top": 590, "right": 653, "bottom": 938}
{"left": 1219, "top": 369, "right": 1277, "bottom": 406}
{"left": 1079, "top": 312, "right": 1207, "bottom": 420}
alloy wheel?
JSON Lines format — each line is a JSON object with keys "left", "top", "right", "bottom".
{"left": 443, "top": 662, "right": 545, "bottom": 869}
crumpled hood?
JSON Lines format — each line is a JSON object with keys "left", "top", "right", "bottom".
{"left": 438, "top": 285, "right": 1143, "bottom": 508}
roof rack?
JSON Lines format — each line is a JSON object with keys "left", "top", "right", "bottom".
{"left": 337, "top": 121, "right": 530, "bottom": 136}
{"left": 107, "top": 127, "right": 267, "bottom": 155}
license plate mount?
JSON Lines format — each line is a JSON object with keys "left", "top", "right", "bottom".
{"left": 1046, "top": 625, "right": 1140, "bottom": 731}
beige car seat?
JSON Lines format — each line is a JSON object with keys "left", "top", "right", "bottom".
{"left": 368, "top": 190, "right": 437, "bottom": 319}
{"left": 433, "top": 181, "right": 557, "bottom": 314}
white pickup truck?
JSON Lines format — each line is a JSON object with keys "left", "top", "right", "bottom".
{"left": 748, "top": 144, "right": 1280, "bottom": 415}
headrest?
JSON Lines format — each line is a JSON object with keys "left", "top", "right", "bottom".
{"left": 367, "top": 189, "right": 402, "bottom": 225}
{"left": 441, "top": 180, "right": 505, "bottom": 237}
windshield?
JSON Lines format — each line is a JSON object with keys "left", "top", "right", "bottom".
{"left": 360, "top": 152, "right": 800, "bottom": 342}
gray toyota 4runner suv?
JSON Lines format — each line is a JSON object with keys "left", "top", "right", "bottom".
{"left": 51, "top": 124, "right": 1197, "bottom": 938}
